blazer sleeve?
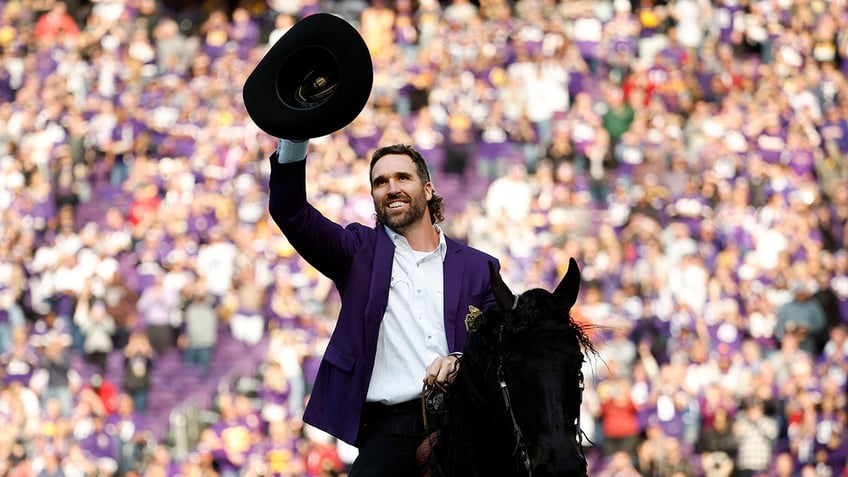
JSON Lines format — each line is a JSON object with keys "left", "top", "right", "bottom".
{"left": 267, "top": 156, "right": 367, "bottom": 284}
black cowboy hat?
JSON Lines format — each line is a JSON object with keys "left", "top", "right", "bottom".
{"left": 242, "top": 13, "right": 373, "bottom": 140}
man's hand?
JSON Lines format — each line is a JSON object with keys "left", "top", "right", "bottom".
{"left": 423, "top": 354, "right": 460, "bottom": 387}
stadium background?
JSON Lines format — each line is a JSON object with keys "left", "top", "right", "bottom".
{"left": 0, "top": 0, "right": 847, "bottom": 475}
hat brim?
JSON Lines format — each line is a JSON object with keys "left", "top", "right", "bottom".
{"left": 243, "top": 13, "right": 373, "bottom": 140}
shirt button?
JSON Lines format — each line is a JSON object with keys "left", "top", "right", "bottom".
{"left": 427, "top": 335, "right": 432, "bottom": 341}
{"left": 417, "top": 289, "right": 422, "bottom": 294}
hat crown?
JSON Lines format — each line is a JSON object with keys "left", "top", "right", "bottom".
{"left": 278, "top": 46, "right": 340, "bottom": 109}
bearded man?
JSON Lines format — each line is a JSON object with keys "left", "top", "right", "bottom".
{"left": 268, "top": 140, "right": 499, "bottom": 476}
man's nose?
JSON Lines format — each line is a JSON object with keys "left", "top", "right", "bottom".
{"left": 386, "top": 179, "right": 402, "bottom": 193}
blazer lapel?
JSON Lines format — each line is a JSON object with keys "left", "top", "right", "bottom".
{"left": 365, "top": 226, "right": 395, "bottom": 333}
{"left": 443, "top": 238, "right": 464, "bottom": 351}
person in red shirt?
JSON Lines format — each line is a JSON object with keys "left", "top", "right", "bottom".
{"left": 598, "top": 377, "right": 642, "bottom": 458}
{"left": 303, "top": 438, "right": 345, "bottom": 477}
{"left": 127, "top": 182, "right": 161, "bottom": 230}
{"left": 84, "top": 373, "right": 120, "bottom": 415}
{"left": 33, "top": 2, "right": 80, "bottom": 42}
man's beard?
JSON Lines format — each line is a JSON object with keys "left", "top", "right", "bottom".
{"left": 376, "top": 193, "right": 427, "bottom": 232}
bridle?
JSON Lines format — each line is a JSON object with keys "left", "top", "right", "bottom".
{"left": 495, "top": 294, "right": 587, "bottom": 477}
{"left": 496, "top": 321, "right": 532, "bottom": 475}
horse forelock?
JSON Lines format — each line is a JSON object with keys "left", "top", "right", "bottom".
{"left": 499, "top": 288, "right": 594, "bottom": 354}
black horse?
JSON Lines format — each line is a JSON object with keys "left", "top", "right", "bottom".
{"left": 423, "top": 257, "right": 595, "bottom": 477}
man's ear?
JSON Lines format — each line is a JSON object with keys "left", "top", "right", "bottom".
{"left": 425, "top": 182, "right": 434, "bottom": 200}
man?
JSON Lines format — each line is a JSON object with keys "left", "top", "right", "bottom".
{"left": 732, "top": 397, "right": 778, "bottom": 477}
{"left": 269, "top": 138, "right": 499, "bottom": 476}
{"left": 775, "top": 279, "right": 827, "bottom": 355}
{"left": 178, "top": 280, "right": 218, "bottom": 377}
{"left": 135, "top": 273, "right": 179, "bottom": 356}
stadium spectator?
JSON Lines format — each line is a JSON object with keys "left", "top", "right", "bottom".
{"left": 257, "top": 361, "right": 291, "bottom": 424}
{"left": 106, "top": 393, "right": 151, "bottom": 475}
{"left": 135, "top": 273, "right": 178, "bottom": 356}
{"left": 80, "top": 414, "right": 121, "bottom": 475}
{"left": 82, "top": 373, "right": 119, "bottom": 415}
{"left": 696, "top": 407, "right": 738, "bottom": 477}
{"left": 775, "top": 279, "right": 828, "bottom": 355}
{"left": 195, "top": 226, "right": 238, "bottom": 300}
{"left": 597, "top": 376, "right": 641, "bottom": 458}
{"left": 0, "top": 326, "right": 40, "bottom": 385}
{"left": 177, "top": 281, "right": 219, "bottom": 377}
{"left": 210, "top": 393, "right": 255, "bottom": 477}
{"left": 733, "top": 397, "right": 780, "bottom": 477}
{"left": 653, "top": 437, "right": 697, "bottom": 477}
{"left": 73, "top": 291, "right": 116, "bottom": 374}
{"left": 251, "top": 417, "right": 306, "bottom": 476}
{"left": 483, "top": 162, "right": 533, "bottom": 224}
{"left": 33, "top": 1, "right": 79, "bottom": 42}
{"left": 596, "top": 450, "right": 642, "bottom": 477}
{"left": 99, "top": 267, "right": 138, "bottom": 351}
{"left": 32, "top": 334, "right": 77, "bottom": 417}
{"left": 144, "top": 444, "right": 181, "bottom": 477}
{"left": 122, "top": 330, "right": 154, "bottom": 413}
{"left": 225, "top": 260, "right": 267, "bottom": 347}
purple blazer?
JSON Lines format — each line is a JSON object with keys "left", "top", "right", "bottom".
{"left": 268, "top": 156, "right": 498, "bottom": 445}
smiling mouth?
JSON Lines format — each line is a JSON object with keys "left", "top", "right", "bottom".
{"left": 387, "top": 200, "right": 407, "bottom": 209}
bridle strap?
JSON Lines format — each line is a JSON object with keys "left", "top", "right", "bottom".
{"left": 497, "top": 321, "right": 533, "bottom": 476}
{"left": 498, "top": 363, "right": 532, "bottom": 475}
{"left": 499, "top": 295, "right": 533, "bottom": 475}
{"left": 575, "top": 369, "right": 587, "bottom": 461}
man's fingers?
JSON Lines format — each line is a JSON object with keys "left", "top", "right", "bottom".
{"left": 424, "top": 360, "right": 443, "bottom": 386}
{"left": 435, "top": 363, "right": 451, "bottom": 384}
{"left": 424, "top": 356, "right": 460, "bottom": 386}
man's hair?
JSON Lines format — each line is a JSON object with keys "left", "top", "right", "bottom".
{"left": 369, "top": 144, "right": 445, "bottom": 224}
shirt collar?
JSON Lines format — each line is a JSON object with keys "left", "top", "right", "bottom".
{"left": 384, "top": 224, "right": 447, "bottom": 261}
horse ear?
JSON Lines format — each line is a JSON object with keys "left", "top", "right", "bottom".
{"left": 488, "top": 261, "right": 515, "bottom": 311}
{"left": 553, "top": 257, "right": 581, "bottom": 309}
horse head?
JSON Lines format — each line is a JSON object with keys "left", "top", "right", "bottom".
{"left": 430, "top": 258, "right": 593, "bottom": 477}
{"left": 487, "top": 257, "right": 591, "bottom": 477}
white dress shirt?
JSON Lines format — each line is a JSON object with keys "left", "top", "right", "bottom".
{"left": 366, "top": 226, "right": 447, "bottom": 404}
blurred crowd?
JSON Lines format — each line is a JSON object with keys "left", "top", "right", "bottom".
{"left": 0, "top": 0, "right": 847, "bottom": 475}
